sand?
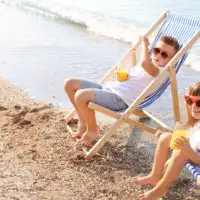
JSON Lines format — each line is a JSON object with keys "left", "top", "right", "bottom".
{"left": 0, "top": 77, "right": 199, "bottom": 200}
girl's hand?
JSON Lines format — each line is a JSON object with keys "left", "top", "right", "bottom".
{"left": 155, "top": 130, "right": 173, "bottom": 138}
{"left": 173, "top": 136, "right": 189, "bottom": 149}
{"left": 155, "top": 130, "right": 163, "bottom": 138}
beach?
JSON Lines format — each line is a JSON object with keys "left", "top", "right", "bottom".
{"left": 1, "top": 1, "right": 200, "bottom": 199}
{"left": 0, "top": 76, "right": 200, "bottom": 200}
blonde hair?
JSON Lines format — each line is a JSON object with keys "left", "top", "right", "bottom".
{"left": 186, "top": 82, "right": 200, "bottom": 126}
{"left": 189, "top": 82, "right": 200, "bottom": 96}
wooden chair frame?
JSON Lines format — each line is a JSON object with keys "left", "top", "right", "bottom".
{"left": 65, "top": 11, "right": 200, "bottom": 158}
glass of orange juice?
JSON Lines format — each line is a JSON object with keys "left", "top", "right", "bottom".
{"left": 117, "top": 69, "right": 128, "bottom": 82}
{"left": 170, "top": 122, "right": 189, "bottom": 150}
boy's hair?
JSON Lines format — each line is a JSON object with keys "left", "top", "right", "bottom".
{"left": 189, "top": 82, "right": 200, "bottom": 96}
{"left": 160, "top": 36, "right": 179, "bottom": 52}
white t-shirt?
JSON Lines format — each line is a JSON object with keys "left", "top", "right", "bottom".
{"left": 189, "top": 122, "right": 200, "bottom": 155}
{"left": 103, "top": 64, "right": 163, "bottom": 106}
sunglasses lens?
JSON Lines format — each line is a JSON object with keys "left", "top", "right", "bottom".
{"left": 153, "top": 48, "right": 168, "bottom": 59}
{"left": 186, "top": 98, "right": 193, "bottom": 105}
{"left": 161, "top": 52, "right": 168, "bottom": 59}
{"left": 153, "top": 48, "right": 160, "bottom": 54}
{"left": 196, "top": 100, "right": 200, "bottom": 107}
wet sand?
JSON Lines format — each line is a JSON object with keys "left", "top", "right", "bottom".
{"left": 0, "top": 77, "right": 199, "bottom": 200}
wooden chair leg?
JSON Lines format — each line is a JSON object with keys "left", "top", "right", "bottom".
{"left": 197, "top": 177, "right": 200, "bottom": 185}
{"left": 66, "top": 124, "right": 74, "bottom": 135}
{"left": 142, "top": 110, "right": 172, "bottom": 132}
{"left": 86, "top": 119, "right": 124, "bottom": 158}
{"left": 169, "top": 66, "right": 180, "bottom": 123}
{"left": 65, "top": 109, "right": 76, "bottom": 123}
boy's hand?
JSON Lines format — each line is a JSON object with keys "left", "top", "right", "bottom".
{"left": 140, "top": 36, "right": 150, "bottom": 47}
{"left": 173, "top": 136, "right": 189, "bottom": 149}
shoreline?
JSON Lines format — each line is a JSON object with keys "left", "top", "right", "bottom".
{"left": 0, "top": 77, "right": 199, "bottom": 199}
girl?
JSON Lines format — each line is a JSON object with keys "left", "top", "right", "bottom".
{"left": 133, "top": 81, "right": 200, "bottom": 200}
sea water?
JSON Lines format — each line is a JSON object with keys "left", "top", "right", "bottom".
{"left": 0, "top": 0, "right": 200, "bottom": 126}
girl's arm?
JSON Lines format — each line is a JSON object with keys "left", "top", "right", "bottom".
{"left": 140, "top": 36, "right": 159, "bottom": 77}
{"left": 174, "top": 136, "right": 200, "bottom": 166}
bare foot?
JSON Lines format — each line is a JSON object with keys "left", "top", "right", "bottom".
{"left": 77, "top": 130, "right": 100, "bottom": 147}
{"left": 133, "top": 174, "right": 160, "bottom": 186}
{"left": 139, "top": 187, "right": 168, "bottom": 200}
{"left": 72, "top": 124, "right": 86, "bottom": 139}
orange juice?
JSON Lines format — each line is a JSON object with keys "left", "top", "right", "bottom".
{"left": 170, "top": 130, "right": 188, "bottom": 150}
{"left": 117, "top": 70, "right": 128, "bottom": 82}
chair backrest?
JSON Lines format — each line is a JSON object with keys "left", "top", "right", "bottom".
{"left": 138, "top": 12, "right": 200, "bottom": 110}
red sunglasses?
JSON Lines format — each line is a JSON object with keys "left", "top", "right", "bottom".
{"left": 153, "top": 47, "right": 169, "bottom": 59}
{"left": 184, "top": 95, "right": 200, "bottom": 107}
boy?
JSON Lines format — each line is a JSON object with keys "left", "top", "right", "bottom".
{"left": 64, "top": 36, "right": 179, "bottom": 146}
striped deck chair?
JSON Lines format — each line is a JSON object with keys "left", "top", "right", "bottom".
{"left": 185, "top": 162, "right": 200, "bottom": 185}
{"left": 65, "top": 11, "right": 200, "bottom": 158}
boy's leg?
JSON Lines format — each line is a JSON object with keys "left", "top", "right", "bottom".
{"left": 75, "top": 89, "right": 128, "bottom": 146}
{"left": 139, "top": 150, "right": 188, "bottom": 200}
{"left": 75, "top": 88, "right": 98, "bottom": 145}
{"left": 64, "top": 78, "right": 102, "bottom": 138}
{"left": 133, "top": 133, "right": 171, "bottom": 185}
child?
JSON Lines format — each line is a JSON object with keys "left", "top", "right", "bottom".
{"left": 133, "top": 82, "right": 200, "bottom": 200}
{"left": 64, "top": 36, "right": 179, "bottom": 146}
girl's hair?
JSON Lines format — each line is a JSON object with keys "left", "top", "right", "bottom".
{"left": 189, "top": 82, "right": 200, "bottom": 96}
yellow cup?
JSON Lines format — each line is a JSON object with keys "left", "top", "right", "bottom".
{"left": 170, "top": 122, "right": 189, "bottom": 150}
{"left": 170, "top": 131, "right": 188, "bottom": 150}
{"left": 117, "top": 70, "right": 128, "bottom": 82}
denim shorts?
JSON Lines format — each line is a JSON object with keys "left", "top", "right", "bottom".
{"left": 80, "top": 79, "right": 128, "bottom": 111}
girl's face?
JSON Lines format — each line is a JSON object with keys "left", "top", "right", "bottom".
{"left": 185, "top": 95, "right": 200, "bottom": 119}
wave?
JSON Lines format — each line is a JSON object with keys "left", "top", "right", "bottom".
{"left": 1, "top": 0, "right": 145, "bottom": 43}
{"left": 185, "top": 53, "right": 200, "bottom": 72}
{"left": 1, "top": 0, "right": 88, "bottom": 29}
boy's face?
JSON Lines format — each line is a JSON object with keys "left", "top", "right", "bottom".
{"left": 151, "top": 40, "right": 177, "bottom": 67}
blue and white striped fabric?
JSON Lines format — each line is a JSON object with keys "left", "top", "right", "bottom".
{"left": 185, "top": 161, "right": 200, "bottom": 184}
{"left": 137, "top": 12, "right": 200, "bottom": 109}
